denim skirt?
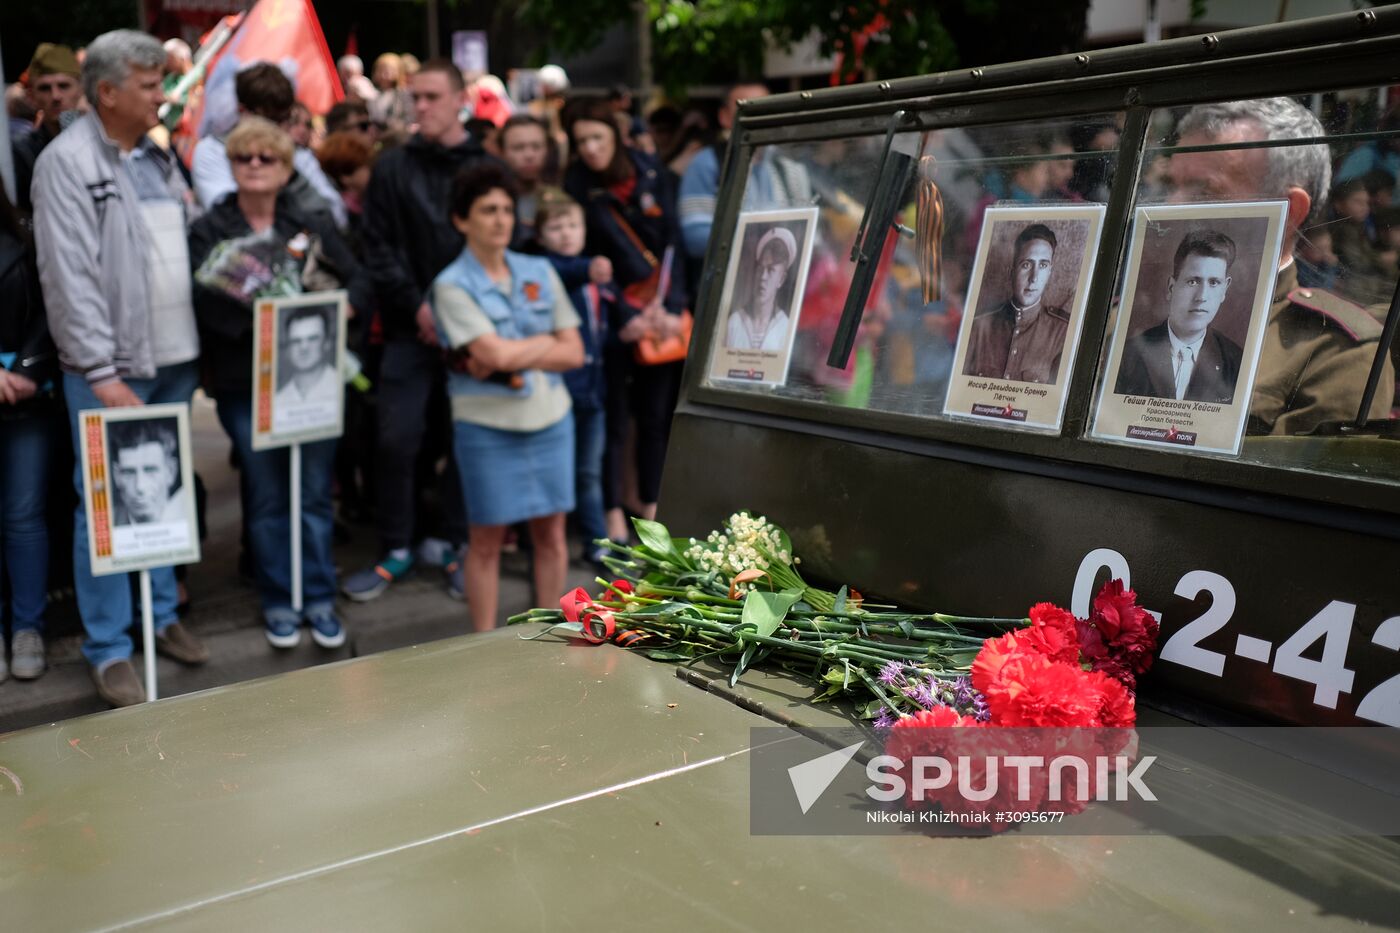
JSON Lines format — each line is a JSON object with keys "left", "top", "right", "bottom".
{"left": 453, "top": 415, "right": 576, "bottom": 527}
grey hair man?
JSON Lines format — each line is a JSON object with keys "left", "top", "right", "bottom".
{"left": 31, "top": 29, "right": 208, "bottom": 709}
{"left": 1166, "top": 96, "right": 1393, "bottom": 435}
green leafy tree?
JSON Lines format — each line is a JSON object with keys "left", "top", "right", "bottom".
{"left": 518, "top": 0, "right": 1091, "bottom": 95}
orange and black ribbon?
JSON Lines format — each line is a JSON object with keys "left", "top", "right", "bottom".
{"left": 915, "top": 155, "right": 944, "bottom": 306}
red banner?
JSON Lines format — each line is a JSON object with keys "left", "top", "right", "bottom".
{"left": 195, "top": 0, "right": 342, "bottom": 138}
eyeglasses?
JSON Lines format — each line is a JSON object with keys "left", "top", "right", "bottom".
{"left": 230, "top": 152, "right": 282, "bottom": 166}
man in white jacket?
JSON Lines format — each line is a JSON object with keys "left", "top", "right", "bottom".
{"left": 32, "top": 29, "right": 210, "bottom": 708}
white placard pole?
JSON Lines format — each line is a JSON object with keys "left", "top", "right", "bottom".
{"left": 291, "top": 442, "right": 303, "bottom": 612}
{"left": 139, "top": 569, "right": 158, "bottom": 700}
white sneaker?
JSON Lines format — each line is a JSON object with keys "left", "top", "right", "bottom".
{"left": 416, "top": 537, "right": 455, "bottom": 568}
{"left": 10, "top": 630, "right": 45, "bottom": 680}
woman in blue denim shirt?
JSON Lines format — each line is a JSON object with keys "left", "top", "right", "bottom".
{"left": 432, "top": 164, "right": 584, "bottom": 631}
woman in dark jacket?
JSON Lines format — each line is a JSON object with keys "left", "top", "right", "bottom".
{"left": 0, "top": 182, "right": 59, "bottom": 681}
{"left": 189, "top": 117, "right": 364, "bottom": 652}
{"left": 563, "top": 99, "right": 687, "bottom": 539}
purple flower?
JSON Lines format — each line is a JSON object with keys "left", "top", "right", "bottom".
{"left": 872, "top": 707, "right": 896, "bottom": 731}
{"left": 907, "top": 682, "right": 936, "bottom": 710}
{"left": 877, "top": 661, "right": 905, "bottom": 687}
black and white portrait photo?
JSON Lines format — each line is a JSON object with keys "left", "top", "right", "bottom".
{"left": 1092, "top": 201, "right": 1288, "bottom": 455}
{"left": 708, "top": 208, "right": 819, "bottom": 386}
{"left": 1114, "top": 228, "right": 1256, "bottom": 403}
{"left": 80, "top": 403, "right": 201, "bottom": 574}
{"left": 107, "top": 416, "right": 184, "bottom": 528}
{"left": 944, "top": 204, "right": 1106, "bottom": 431}
{"left": 254, "top": 292, "right": 347, "bottom": 449}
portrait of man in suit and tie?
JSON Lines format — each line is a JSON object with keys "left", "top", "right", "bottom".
{"left": 1114, "top": 230, "right": 1244, "bottom": 403}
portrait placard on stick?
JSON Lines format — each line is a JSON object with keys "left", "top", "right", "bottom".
{"left": 943, "top": 204, "right": 1107, "bottom": 431}
{"left": 1090, "top": 201, "right": 1288, "bottom": 455}
{"left": 79, "top": 402, "right": 201, "bottom": 576}
{"left": 252, "top": 291, "right": 347, "bottom": 451}
{"left": 707, "top": 208, "right": 819, "bottom": 387}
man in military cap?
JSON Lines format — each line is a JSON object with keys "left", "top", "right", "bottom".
{"left": 963, "top": 222, "right": 1071, "bottom": 384}
{"left": 1167, "top": 97, "right": 1394, "bottom": 435}
{"left": 12, "top": 43, "right": 83, "bottom": 213}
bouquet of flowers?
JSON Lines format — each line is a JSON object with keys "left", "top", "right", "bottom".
{"left": 510, "top": 513, "right": 1159, "bottom": 728}
{"left": 194, "top": 228, "right": 310, "bottom": 305}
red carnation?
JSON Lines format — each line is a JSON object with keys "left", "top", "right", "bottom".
{"left": 1088, "top": 670, "right": 1136, "bottom": 728}
{"left": 892, "top": 706, "right": 983, "bottom": 730}
{"left": 1089, "top": 655, "right": 1138, "bottom": 692}
{"left": 971, "top": 629, "right": 1027, "bottom": 696}
{"left": 1024, "top": 602, "right": 1081, "bottom": 665}
{"left": 984, "top": 653, "right": 1103, "bottom": 728}
{"left": 1087, "top": 579, "right": 1160, "bottom": 675}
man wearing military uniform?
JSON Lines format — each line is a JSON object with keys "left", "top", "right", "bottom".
{"left": 1169, "top": 98, "right": 1394, "bottom": 436}
{"left": 12, "top": 44, "right": 83, "bottom": 214}
{"left": 963, "top": 222, "right": 1071, "bottom": 384}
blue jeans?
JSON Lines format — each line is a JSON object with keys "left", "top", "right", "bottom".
{"left": 573, "top": 404, "right": 607, "bottom": 547}
{"left": 0, "top": 413, "right": 56, "bottom": 633}
{"left": 64, "top": 363, "right": 199, "bottom": 667}
{"left": 216, "top": 396, "right": 338, "bottom": 625}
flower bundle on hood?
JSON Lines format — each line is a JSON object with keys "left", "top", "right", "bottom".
{"left": 891, "top": 580, "right": 1157, "bottom": 731}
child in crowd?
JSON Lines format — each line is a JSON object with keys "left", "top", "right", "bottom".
{"left": 533, "top": 190, "right": 617, "bottom": 567}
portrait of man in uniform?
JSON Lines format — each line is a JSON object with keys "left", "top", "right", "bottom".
{"left": 962, "top": 222, "right": 1073, "bottom": 384}
{"left": 725, "top": 226, "right": 799, "bottom": 353}
{"left": 1114, "top": 230, "right": 1244, "bottom": 403}
{"left": 708, "top": 207, "right": 818, "bottom": 388}
{"left": 107, "top": 417, "right": 185, "bottom": 528}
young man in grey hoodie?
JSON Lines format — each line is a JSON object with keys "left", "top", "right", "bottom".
{"left": 32, "top": 29, "right": 210, "bottom": 708}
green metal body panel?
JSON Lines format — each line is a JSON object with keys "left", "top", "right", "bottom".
{"left": 2, "top": 631, "right": 1396, "bottom": 930}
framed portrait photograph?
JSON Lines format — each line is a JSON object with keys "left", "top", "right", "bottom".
{"left": 252, "top": 291, "right": 347, "bottom": 450}
{"left": 79, "top": 403, "right": 201, "bottom": 576}
{"left": 1090, "top": 201, "right": 1289, "bottom": 455}
{"left": 707, "top": 207, "right": 820, "bottom": 386}
{"left": 944, "top": 204, "right": 1108, "bottom": 430}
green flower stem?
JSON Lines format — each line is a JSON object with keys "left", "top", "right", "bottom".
{"left": 933, "top": 613, "right": 1030, "bottom": 626}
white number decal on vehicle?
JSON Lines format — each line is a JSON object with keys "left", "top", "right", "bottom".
{"left": 1158, "top": 570, "right": 1235, "bottom": 677}
{"left": 1271, "top": 601, "right": 1357, "bottom": 710}
{"left": 1071, "top": 548, "right": 1132, "bottom": 619}
{"left": 1355, "top": 616, "right": 1400, "bottom": 726}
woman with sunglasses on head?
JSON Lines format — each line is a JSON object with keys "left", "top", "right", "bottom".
{"left": 188, "top": 117, "right": 368, "bottom": 651}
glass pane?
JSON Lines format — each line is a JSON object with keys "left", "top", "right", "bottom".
{"left": 702, "top": 115, "right": 1123, "bottom": 427}
{"left": 1089, "top": 90, "right": 1399, "bottom": 483}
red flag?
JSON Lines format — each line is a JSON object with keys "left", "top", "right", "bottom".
{"left": 194, "top": 0, "right": 343, "bottom": 139}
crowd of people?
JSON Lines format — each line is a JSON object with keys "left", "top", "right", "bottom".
{"left": 4, "top": 28, "right": 1397, "bottom": 711}
{"left": 1, "top": 29, "right": 756, "bottom": 709}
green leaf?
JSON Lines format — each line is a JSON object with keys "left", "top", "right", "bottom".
{"left": 738, "top": 587, "right": 803, "bottom": 637}
{"left": 633, "top": 517, "right": 680, "bottom": 559}
{"left": 646, "top": 650, "right": 695, "bottom": 661}
{"left": 833, "top": 585, "right": 848, "bottom": 614}
{"left": 728, "top": 588, "right": 802, "bottom": 687}
{"left": 773, "top": 523, "right": 793, "bottom": 556}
